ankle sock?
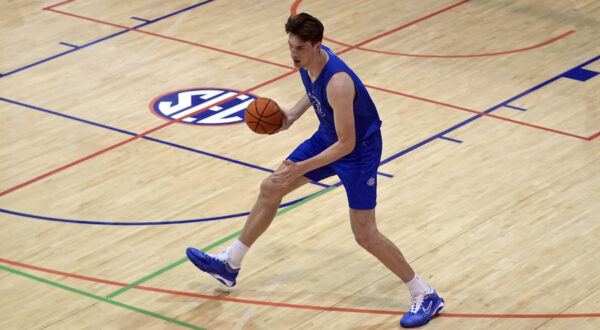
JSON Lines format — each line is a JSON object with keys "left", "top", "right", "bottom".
{"left": 406, "top": 273, "right": 434, "bottom": 297}
{"left": 226, "top": 239, "right": 249, "bottom": 269}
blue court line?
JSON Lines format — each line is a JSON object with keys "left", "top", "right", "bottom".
{"left": 380, "top": 54, "right": 600, "bottom": 165}
{"left": 376, "top": 171, "right": 394, "bottom": 178}
{"left": 141, "top": 0, "right": 214, "bottom": 25}
{"left": 503, "top": 104, "right": 527, "bottom": 111}
{"left": 0, "top": 96, "right": 329, "bottom": 188}
{"left": 439, "top": 136, "right": 463, "bottom": 143}
{"left": 562, "top": 66, "right": 599, "bottom": 82}
{"left": 1, "top": 30, "right": 130, "bottom": 77}
{"left": 59, "top": 42, "right": 79, "bottom": 49}
{"left": 143, "top": 136, "right": 331, "bottom": 188}
{"left": 0, "top": 191, "right": 317, "bottom": 226}
{"left": 0, "top": 0, "right": 214, "bottom": 78}
{"left": 130, "top": 16, "right": 150, "bottom": 23}
{"left": 0, "top": 97, "right": 137, "bottom": 136}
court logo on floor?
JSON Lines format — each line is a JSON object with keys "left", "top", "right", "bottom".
{"left": 150, "top": 88, "right": 257, "bottom": 125}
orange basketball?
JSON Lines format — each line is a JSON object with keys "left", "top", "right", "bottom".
{"left": 245, "top": 97, "right": 282, "bottom": 134}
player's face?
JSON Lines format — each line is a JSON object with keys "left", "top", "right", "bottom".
{"left": 288, "top": 34, "right": 320, "bottom": 69}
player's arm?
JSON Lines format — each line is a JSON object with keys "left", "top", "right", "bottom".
{"left": 274, "top": 72, "right": 356, "bottom": 182}
{"left": 275, "top": 94, "right": 312, "bottom": 132}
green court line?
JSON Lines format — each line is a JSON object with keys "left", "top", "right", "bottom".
{"left": 106, "top": 185, "right": 338, "bottom": 298}
{"left": 0, "top": 263, "right": 205, "bottom": 330}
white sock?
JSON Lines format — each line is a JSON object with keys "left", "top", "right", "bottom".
{"left": 406, "top": 273, "right": 433, "bottom": 298}
{"left": 226, "top": 239, "right": 249, "bottom": 269}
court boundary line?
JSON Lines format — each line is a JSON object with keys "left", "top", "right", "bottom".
{"left": 0, "top": 263, "right": 205, "bottom": 330}
{"left": 1, "top": 258, "right": 598, "bottom": 320}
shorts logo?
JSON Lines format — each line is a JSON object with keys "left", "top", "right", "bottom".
{"left": 150, "top": 88, "right": 257, "bottom": 125}
{"left": 367, "top": 177, "right": 376, "bottom": 187}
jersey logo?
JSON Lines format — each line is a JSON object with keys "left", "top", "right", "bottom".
{"left": 308, "top": 91, "right": 325, "bottom": 117}
{"left": 150, "top": 88, "right": 257, "bottom": 125}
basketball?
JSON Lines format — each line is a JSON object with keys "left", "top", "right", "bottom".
{"left": 245, "top": 97, "right": 282, "bottom": 134}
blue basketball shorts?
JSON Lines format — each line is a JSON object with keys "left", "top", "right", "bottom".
{"left": 287, "top": 130, "right": 382, "bottom": 210}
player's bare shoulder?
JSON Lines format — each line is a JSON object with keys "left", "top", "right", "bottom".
{"left": 326, "top": 72, "right": 355, "bottom": 103}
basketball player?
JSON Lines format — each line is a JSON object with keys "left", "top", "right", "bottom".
{"left": 187, "top": 13, "right": 444, "bottom": 328}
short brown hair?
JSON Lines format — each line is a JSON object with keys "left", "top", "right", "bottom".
{"left": 285, "top": 13, "right": 324, "bottom": 45}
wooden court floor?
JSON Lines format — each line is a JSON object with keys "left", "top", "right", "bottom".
{"left": 1, "top": 0, "right": 599, "bottom": 329}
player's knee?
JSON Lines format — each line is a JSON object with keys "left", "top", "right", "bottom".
{"left": 354, "top": 230, "right": 376, "bottom": 250}
{"left": 259, "top": 177, "right": 284, "bottom": 201}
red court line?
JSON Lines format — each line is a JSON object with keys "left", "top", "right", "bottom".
{"left": 0, "top": 69, "right": 297, "bottom": 198}
{"left": 1, "top": 257, "right": 599, "bottom": 319}
{"left": 336, "top": 30, "right": 575, "bottom": 58}
{"left": 42, "top": 0, "right": 76, "bottom": 11}
{"left": 587, "top": 131, "right": 600, "bottom": 141}
{"left": 293, "top": 0, "right": 574, "bottom": 59}
{"left": 334, "top": 0, "right": 471, "bottom": 56}
{"left": 366, "top": 84, "right": 590, "bottom": 140}
{"left": 44, "top": 6, "right": 292, "bottom": 70}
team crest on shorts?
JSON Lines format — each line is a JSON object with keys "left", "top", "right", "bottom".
{"left": 367, "top": 177, "right": 376, "bottom": 187}
{"left": 150, "top": 88, "right": 257, "bottom": 125}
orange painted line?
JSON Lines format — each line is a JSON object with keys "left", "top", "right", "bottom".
{"left": 0, "top": 257, "right": 127, "bottom": 286}
{"left": 290, "top": 0, "right": 302, "bottom": 17}
{"left": 1, "top": 257, "right": 599, "bottom": 319}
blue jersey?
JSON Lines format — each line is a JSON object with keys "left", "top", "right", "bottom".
{"left": 299, "top": 45, "right": 382, "bottom": 145}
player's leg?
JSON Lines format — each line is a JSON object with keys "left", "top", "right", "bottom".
{"left": 238, "top": 134, "right": 333, "bottom": 247}
{"left": 187, "top": 134, "right": 332, "bottom": 287}
{"left": 186, "top": 165, "right": 310, "bottom": 287}
{"left": 349, "top": 208, "right": 414, "bottom": 281}
{"left": 339, "top": 130, "right": 444, "bottom": 327}
{"left": 349, "top": 209, "right": 444, "bottom": 328}
{"left": 238, "top": 167, "right": 311, "bottom": 247}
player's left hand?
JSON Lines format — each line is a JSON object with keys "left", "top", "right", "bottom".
{"left": 270, "top": 108, "right": 295, "bottom": 134}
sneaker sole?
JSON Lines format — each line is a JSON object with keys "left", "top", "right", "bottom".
{"left": 400, "top": 298, "right": 444, "bottom": 328}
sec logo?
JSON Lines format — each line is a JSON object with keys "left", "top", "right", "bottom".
{"left": 150, "top": 88, "right": 258, "bottom": 125}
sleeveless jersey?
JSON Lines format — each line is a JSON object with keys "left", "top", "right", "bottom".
{"left": 299, "top": 45, "right": 382, "bottom": 145}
